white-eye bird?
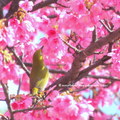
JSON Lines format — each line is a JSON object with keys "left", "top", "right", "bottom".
{"left": 30, "top": 49, "right": 49, "bottom": 95}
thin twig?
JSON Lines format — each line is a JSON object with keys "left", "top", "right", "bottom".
{"left": 0, "top": 113, "right": 9, "bottom": 120}
{"left": 99, "top": 20, "right": 113, "bottom": 33}
{"left": 99, "top": 20, "right": 114, "bottom": 53}
{"left": 56, "top": 2, "right": 69, "bottom": 8}
{"left": 7, "top": 47, "right": 30, "bottom": 77}
{"left": 0, "top": 99, "right": 5, "bottom": 101}
{"left": 87, "top": 75, "right": 120, "bottom": 81}
{"left": 61, "top": 39, "right": 81, "bottom": 53}
{"left": 17, "top": 78, "right": 22, "bottom": 95}
{"left": 102, "top": 6, "right": 120, "bottom": 16}
{"left": 12, "top": 105, "right": 52, "bottom": 114}
{"left": 91, "top": 26, "right": 97, "bottom": 43}
{"left": 49, "top": 69, "right": 66, "bottom": 74}
{"left": 24, "top": 62, "right": 66, "bottom": 74}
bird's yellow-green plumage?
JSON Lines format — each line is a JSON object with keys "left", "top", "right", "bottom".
{"left": 30, "top": 49, "right": 49, "bottom": 95}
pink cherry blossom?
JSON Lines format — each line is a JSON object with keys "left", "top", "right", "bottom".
{"left": 0, "top": 0, "right": 120, "bottom": 119}
{"left": 19, "top": 0, "right": 33, "bottom": 11}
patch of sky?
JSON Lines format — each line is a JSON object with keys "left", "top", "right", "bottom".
{"left": 0, "top": 80, "right": 28, "bottom": 114}
{"left": 34, "top": 31, "right": 46, "bottom": 44}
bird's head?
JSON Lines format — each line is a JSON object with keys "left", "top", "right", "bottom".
{"left": 33, "top": 49, "right": 43, "bottom": 63}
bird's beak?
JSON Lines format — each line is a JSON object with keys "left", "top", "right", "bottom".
{"left": 41, "top": 46, "right": 44, "bottom": 50}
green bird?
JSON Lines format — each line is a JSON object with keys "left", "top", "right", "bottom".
{"left": 30, "top": 49, "right": 49, "bottom": 96}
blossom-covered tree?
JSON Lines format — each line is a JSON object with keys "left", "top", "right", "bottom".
{"left": 0, "top": 0, "right": 120, "bottom": 119}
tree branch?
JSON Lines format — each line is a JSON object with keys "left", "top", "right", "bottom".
{"left": 1, "top": 80, "right": 52, "bottom": 118}
{"left": 87, "top": 75, "right": 120, "bottom": 81}
{"left": 7, "top": 47, "right": 30, "bottom": 77}
{"left": 59, "top": 55, "right": 111, "bottom": 92}
{"left": 102, "top": 6, "right": 120, "bottom": 16}
{"left": 49, "top": 69, "right": 66, "bottom": 74}
{"left": 31, "top": 0, "right": 58, "bottom": 12}
{"left": 56, "top": 2, "right": 69, "bottom": 8}
{"left": 99, "top": 20, "right": 113, "bottom": 33}
{"left": 31, "top": 0, "right": 37, "bottom": 3}
{"left": 0, "top": 8, "right": 3, "bottom": 19}
{"left": 0, "top": 99, "right": 5, "bottom": 101}
{"left": 0, "top": 0, "right": 11, "bottom": 8}
{"left": 0, "top": 113, "right": 9, "bottom": 120}
{"left": 5, "top": 0, "right": 20, "bottom": 18}
{"left": 91, "top": 26, "right": 97, "bottom": 43}
{"left": 46, "top": 27, "right": 120, "bottom": 91}
{"left": 61, "top": 38, "right": 81, "bottom": 53}
{"left": 12, "top": 105, "right": 52, "bottom": 114}
{"left": 17, "top": 78, "right": 22, "bottom": 95}
{"left": 0, "top": 81, "right": 14, "bottom": 120}
{"left": 68, "top": 27, "right": 120, "bottom": 81}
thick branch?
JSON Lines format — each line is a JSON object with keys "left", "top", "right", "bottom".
{"left": 5, "top": 0, "right": 20, "bottom": 18}
{"left": 0, "top": 0, "right": 11, "bottom": 8}
{"left": 31, "top": 0, "right": 36, "bottom": 3}
{"left": 83, "top": 28, "right": 120, "bottom": 55}
{"left": 31, "top": 0, "right": 58, "bottom": 12}
{"left": 0, "top": 8, "right": 3, "bottom": 19}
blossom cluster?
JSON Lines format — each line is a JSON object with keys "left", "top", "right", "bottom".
{"left": 0, "top": 0, "right": 120, "bottom": 119}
